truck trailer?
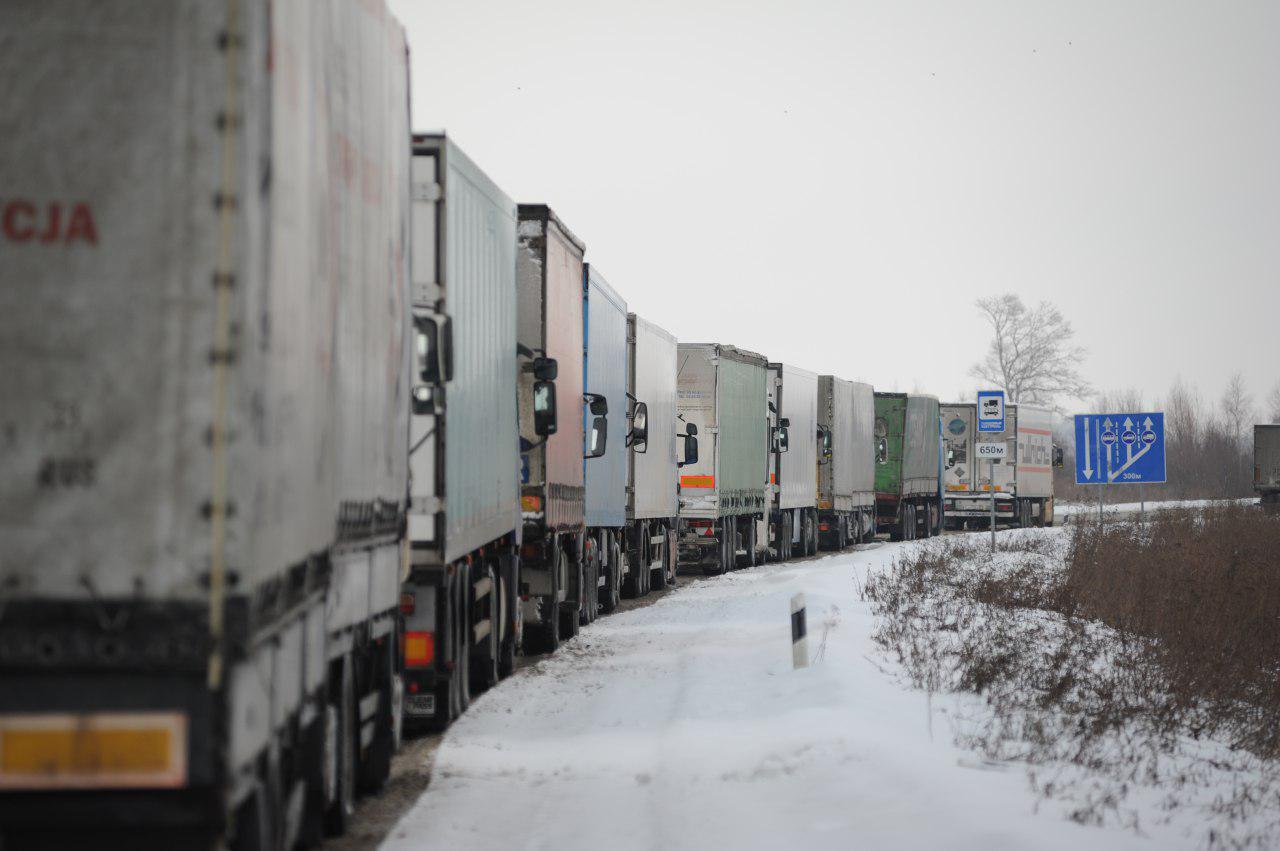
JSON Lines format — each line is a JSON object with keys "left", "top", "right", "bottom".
{"left": 401, "top": 135, "right": 523, "bottom": 731}
{"left": 940, "top": 403, "right": 1057, "bottom": 528}
{"left": 583, "top": 266, "right": 632, "bottom": 611}
{"left": 768, "top": 364, "right": 820, "bottom": 560}
{"left": 624, "top": 314, "right": 691, "bottom": 596}
{"left": 0, "top": 1, "right": 410, "bottom": 847}
{"left": 516, "top": 205, "right": 599, "bottom": 652}
{"left": 1256, "top": 424, "right": 1280, "bottom": 510}
{"left": 817, "top": 377, "right": 877, "bottom": 549}
{"left": 874, "top": 393, "right": 943, "bottom": 540}
{"left": 677, "top": 344, "right": 770, "bottom": 574}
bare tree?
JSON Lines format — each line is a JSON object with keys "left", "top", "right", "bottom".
{"left": 1268, "top": 381, "right": 1280, "bottom": 424}
{"left": 970, "top": 294, "right": 1091, "bottom": 408}
{"left": 1220, "top": 371, "right": 1254, "bottom": 446}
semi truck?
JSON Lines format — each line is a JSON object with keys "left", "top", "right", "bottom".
{"left": 816, "top": 377, "right": 877, "bottom": 549}
{"left": 0, "top": 2, "right": 410, "bottom": 847}
{"left": 677, "top": 344, "right": 770, "bottom": 574}
{"left": 768, "top": 364, "right": 820, "bottom": 560}
{"left": 400, "top": 135, "right": 523, "bottom": 731}
{"left": 516, "top": 205, "right": 601, "bottom": 652}
{"left": 583, "top": 266, "right": 632, "bottom": 610}
{"left": 1256, "top": 424, "right": 1280, "bottom": 510}
{"left": 624, "top": 314, "right": 692, "bottom": 596}
{"left": 940, "top": 403, "right": 1058, "bottom": 528}
{"left": 874, "top": 393, "right": 943, "bottom": 540}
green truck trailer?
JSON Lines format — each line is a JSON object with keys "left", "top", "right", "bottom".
{"left": 874, "top": 393, "right": 943, "bottom": 540}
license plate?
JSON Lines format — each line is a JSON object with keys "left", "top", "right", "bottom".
{"left": 0, "top": 712, "right": 187, "bottom": 789}
{"left": 405, "top": 694, "right": 436, "bottom": 716}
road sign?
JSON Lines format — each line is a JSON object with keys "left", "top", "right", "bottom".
{"left": 1074, "top": 412, "right": 1166, "bottom": 485}
{"left": 977, "top": 390, "right": 1005, "bottom": 433}
{"left": 975, "top": 442, "right": 1007, "bottom": 461}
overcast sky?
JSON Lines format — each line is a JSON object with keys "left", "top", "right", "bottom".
{"left": 387, "top": 0, "right": 1279, "bottom": 414}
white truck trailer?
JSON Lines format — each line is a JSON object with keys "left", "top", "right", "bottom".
{"left": 816, "top": 377, "right": 877, "bottom": 549}
{"left": 941, "top": 402, "right": 1058, "bottom": 528}
{"left": 400, "top": 135, "right": 523, "bottom": 731}
{"left": 583, "top": 266, "right": 632, "bottom": 610}
{"left": 768, "top": 364, "right": 820, "bottom": 560}
{"left": 677, "top": 344, "right": 770, "bottom": 575}
{"left": 623, "top": 314, "right": 691, "bottom": 598}
{"left": 0, "top": 2, "right": 410, "bottom": 847}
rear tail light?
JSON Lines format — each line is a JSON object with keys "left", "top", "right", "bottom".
{"left": 404, "top": 631, "right": 435, "bottom": 668}
{"left": 400, "top": 592, "right": 416, "bottom": 615}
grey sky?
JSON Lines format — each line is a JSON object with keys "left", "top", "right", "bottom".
{"left": 388, "top": 0, "right": 1279, "bottom": 412}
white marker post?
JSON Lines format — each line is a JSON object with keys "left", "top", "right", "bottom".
{"left": 790, "top": 593, "right": 807, "bottom": 669}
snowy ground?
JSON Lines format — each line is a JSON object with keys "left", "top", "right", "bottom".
{"left": 380, "top": 532, "right": 1231, "bottom": 851}
{"left": 1057, "top": 496, "right": 1257, "bottom": 521}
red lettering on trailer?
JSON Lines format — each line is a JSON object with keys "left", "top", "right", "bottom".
{"left": 2, "top": 200, "right": 97, "bottom": 246}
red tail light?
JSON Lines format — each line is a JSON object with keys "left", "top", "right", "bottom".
{"left": 400, "top": 592, "right": 416, "bottom": 616}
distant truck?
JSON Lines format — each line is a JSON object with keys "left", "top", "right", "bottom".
{"left": 940, "top": 403, "right": 1059, "bottom": 528}
{"left": 516, "top": 205, "right": 604, "bottom": 652}
{"left": 677, "top": 344, "right": 771, "bottom": 574}
{"left": 624, "top": 314, "right": 693, "bottom": 595}
{"left": 874, "top": 393, "right": 943, "bottom": 540}
{"left": 583, "top": 266, "right": 632, "bottom": 610}
{"left": 0, "top": 3, "right": 411, "bottom": 846}
{"left": 401, "top": 135, "right": 523, "bottom": 731}
{"left": 1256, "top": 425, "right": 1280, "bottom": 509}
{"left": 817, "top": 377, "right": 877, "bottom": 548}
{"left": 768, "top": 363, "right": 820, "bottom": 560}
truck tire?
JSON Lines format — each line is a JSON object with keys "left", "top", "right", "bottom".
{"left": 652, "top": 525, "right": 670, "bottom": 589}
{"left": 324, "top": 657, "right": 356, "bottom": 836}
{"left": 920, "top": 504, "right": 933, "bottom": 539}
{"left": 499, "top": 554, "right": 520, "bottom": 677}
{"left": 471, "top": 563, "right": 500, "bottom": 693}
{"left": 703, "top": 519, "right": 730, "bottom": 576}
{"left": 358, "top": 635, "right": 399, "bottom": 793}
{"left": 903, "top": 504, "right": 916, "bottom": 541}
{"left": 559, "top": 550, "right": 581, "bottom": 641}
{"left": 580, "top": 539, "right": 600, "bottom": 625}
{"left": 602, "top": 533, "right": 623, "bottom": 612}
{"left": 889, "top": 507, "right": 904, "bottom": 542}
{"left": 622, "top": 524, "right": 643, "bottom": 598}
{"left": 736, "top": 518, "right": 757, "bottom": 568}
{"left": 667, "top": 525, "right": 681, "bottom": 580}
{"left": 805, "top": 510, "right": 818, "bottom": 555}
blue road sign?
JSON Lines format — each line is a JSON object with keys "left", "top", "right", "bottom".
{"left": 1074, "top": 412, "right": 1166, "bottom": 485}
{"left": 977, "top": 390, "right": 1005, "bottom": 433}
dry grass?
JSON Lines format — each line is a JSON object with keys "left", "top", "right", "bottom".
{"left": 863, "top": 506, "right": 1280, "bottom": 846}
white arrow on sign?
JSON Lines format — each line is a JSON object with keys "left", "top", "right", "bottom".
{"left": 1082, "top": 416, "right": 1093, "bottom": 479}
{"left": 1107, "top": 414, "right": 1155, "bottom": 482}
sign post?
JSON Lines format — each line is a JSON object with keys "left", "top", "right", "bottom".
{"left": 1073, "top": 412, "right": 1167, "bottom": 526}
{"left": 977, "top": 391, "right": 1006, "bottom": 551}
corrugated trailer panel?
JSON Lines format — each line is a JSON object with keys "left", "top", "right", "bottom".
{"left": 409, "top": 137, "right": 520, "bottom": 565}
{"left": 777, "top": 365, "right": 818, "bottom": 511}
{"left": 584, "top": 266, "right": 628, "bottom": 528}
{"left": 517, "top": 206, "right": 585, "bottom": 532}
{"left": 677, "top": 344, "right": 768, "bottom": 519}
{"left": 848, "top": 381, "right": 877, "bottom": 508}
{"left": 874, "top": 393, "right": 907, "bottom": 497}
{"left": 903, "top": 395, "right": 941, "bottom": 497}
{"left": 630, "top": 315, "right": 679, "bottom": 521}
{"left": 1256, "top": 425, "right": 1280, "bottom": 492}
{"left": 1014, "top": 404, "right": 1054, "bottom": 499}
{"left": 818, "top": 377, "right": 857, "bottom": 512}
{"left": 0, "top": 0, "right": 411, "bottom": 601}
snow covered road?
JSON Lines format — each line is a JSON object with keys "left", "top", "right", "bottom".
{"left": 382, "top": 541, "right": 1159, "bottom": 851}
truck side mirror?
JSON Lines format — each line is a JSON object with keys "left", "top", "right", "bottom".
{"left": 819, "top": 427, "right": 832, "bottom": 462}
{"left": 1052, "top": 445, "right": 1065, "bottom": 469}
{"left": 533, "top": 380, "right": 557, "bottom": 437}
{"left": 585, "top": 393, "right": 608, "bottom": 416}
{"left": 679, "top": 431, "right": 699, "bottom": 467}
{"left": 586, "top": 415, "right": 607, "bottom": 458}
{"left": 778, "top": 427, "right": 790, "bottom": 453}
{"left": 414, "top": 313, "right": 453, "bottom": 385}
{"left": 532, "top": 356, "right": 558, "bottom": 381}
{"left": 631, "top": 402, "right": 649, "bottom": 453}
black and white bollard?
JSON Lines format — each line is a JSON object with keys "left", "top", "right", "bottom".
{"left": 791, "top": 592, "right": 808, "bottom": 669}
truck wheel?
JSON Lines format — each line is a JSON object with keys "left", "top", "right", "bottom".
{"left": 622, "top": 525, "right": 642, "bottom": 598}
{"left": 667, "top": 526, "right": 680, "bottom": 581}
{"left": 919, "top": 504, "right": 933, "bottom": 539}
{"left": 736, "top": 518, "right": 757, "bottom": 568}
{"left": 324, "top": 657, "right": 356, "bottom": 836}
{"left": 580, "top": 540, "right": 599, "bottom": 625}
{"left": 602, "top": 533, "right": 622, "bottom": 612}
{"left": 498, "top": 555, "right": 519, "bottom": 677}
{"left": 559, "top": 551, "right": 581, "bottom": 640}
{"left": 652, "top": 526, "right": 670, "bottom": 589}
{"left": 357, "top": 635, "right": 399, "bottom": 793}
{"left": 703, "top": 519, "right": 729, "bottom": 576}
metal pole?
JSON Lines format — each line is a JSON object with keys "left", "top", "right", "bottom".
{"left": 990, "top": 458, "right": 996, "bottom": 553}
{"left": 1098, "top": 483, "right": 1104, "bottom": 526}
{"left": 1140, "top": 485, "right": 1145, "bottom": 524}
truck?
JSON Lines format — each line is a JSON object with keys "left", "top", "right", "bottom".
{"left": 516, "top": 205, "right": 602, "bottom": 652}
{"left": 768, "top": 364, "right": 820, "bottom": 560}
{"left": 1255, "top": 424, "right": 1280, "bottom": 510}
{"left": 400, "top": 135, "right": 523, "bottom": 732}
{"left": 0, "top": 2, "right": 410, "bottom": 848}
{"left": 624, "top": 314, "right": 694, "bottom": 595}
{"left": 816, "top": 377, "right": 877, "bottom": 549}
{"left": 583, "top": 266, "right": 632, "bottom": 610}
{"left": 940, "top": 403, "right": 1058, "bottom": 529}
{"left": 677, "top": 344, "right": 770, "bottom": 574}
{"left": 874, "top": 393, "right": 943, "bottom": 540}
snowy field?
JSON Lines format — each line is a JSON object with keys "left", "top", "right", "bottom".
{"left": 1056, "top": 496, "right": 1257, "bottom": 521}
{"left": 379, "top": 528, "right": 1253, "bottom": 851}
